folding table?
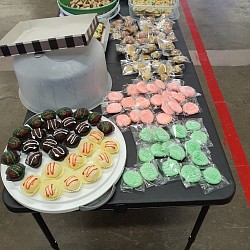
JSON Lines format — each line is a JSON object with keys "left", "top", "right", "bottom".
{"left": 2, "top": 1, "right": 235, "bottom": 249}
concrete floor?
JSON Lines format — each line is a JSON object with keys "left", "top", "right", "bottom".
{"left": 0, "top": 0, "right": 250, "bottom": 249}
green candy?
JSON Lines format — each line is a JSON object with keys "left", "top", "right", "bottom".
{"left": 139, "top": 128, "right": 153, "bottom": 142}
{"left": 170, "top": 124, "right": 187, "bottom": 139}
{"left": 185, "top": 121, "right": 201, "bottom": 131}
{"left": 180, "top": 165, "right": 201, "bottom": 183}
{"left": 191, "top": 131, "right": 208, "bottom": 144}
{"left": 138, "top": 148, "right": 154, "bottom": 162}
{"left": 191, "top": 150, "right": 209, "bottom": 166}
{"left": 162, "top": 140, "right": 176, "bottom": 156}
{"left": 185, "top": 140, "right": 201, "bottom": 155}
{"left": 203, "top": 167, "right": 222, "bottom": 185}
{"left": 152, "top": 127, "right": 170, "bottom": 142}
{"left": 162, "top": 159, "right": 180, "bottom": 177}
{"left": 168, "top": 144, "right": 185, "bottom": 161}
{"left": 140, "top": 163, "right": 159, "bottom": 181}
{"left": 150, "top": 143, "right": 168, "bottom": 157}
{"left": 123, "top": 170, "right": 143, "bottom": 188}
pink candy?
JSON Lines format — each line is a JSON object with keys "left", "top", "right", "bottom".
{"left": 170, "top": 91, "right": 186, "bottom": 103}
{"left": 161, "top": 101, "right": 174, "bottom": 115}
{"left": 116, "top": 114, "right": 131, "bottom": 126}
{"left": 136, "top": 81, "right": 148, "bottom": 94}
{"left": 106, "top": 103, "right": 122, "bottom": 114}
{"left": 156, "top": 113, "right": 173, "bottom": 125}
{"left": 129, "top": 110, "right": 141, "bottom": 123}
{"left": 150, "top": 94, "right": 163, "bottom": 106}
{"left": 154, "top": 79, "right": 165, "bottom": 90}
{"left": 126, "top": 84, "right": 140, "bottom": 96}
{"left": 146, "top": 83, "right": 160, "bottom": 94}
{"left": 140, "top": 109, "right": 154, "bottom": 124}
{"left": 167, "top": 81, "right": 180, "bottom": 92}
{"left": 182, "top": 102, "right": 199, "bottom": 115}
{"left": 168, "top": 100, "right": 183, "bottom": 114}
{"left": 179, "top": 86, "right": 196, "bottom": 98}
{"left": 135, "top": 97, "right": 150, "bottom": 109}
{"left": 121, "top": 97, "right": 136, "bottom": 108}
{"left": 108, "top": 91, "right": 123, "bottom": 102}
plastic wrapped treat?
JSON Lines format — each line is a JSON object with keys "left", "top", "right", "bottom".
{"left": 180, "top": 164, "right": 202, "bottom": 188}
{"left": 120, "top": 168, "right": 145, "bottom": 192}
{"left": 137, "top": 162, "right": 166, "bottom": 188}
{"left": 200, "top": 165, "right": 230, "bottom": 194}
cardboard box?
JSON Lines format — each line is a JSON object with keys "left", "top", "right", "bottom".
{"left": 0, "top": 14, "right": 98, "bottom": 57}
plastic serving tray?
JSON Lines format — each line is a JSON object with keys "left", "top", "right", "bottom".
{"left": 1, "top": 115, "right": 126, "bottom": 214}
{"left": 128, "top": 0, "right": 180, "bottom": 20}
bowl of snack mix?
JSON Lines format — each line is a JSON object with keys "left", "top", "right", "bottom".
{"left": 59, "top": 0, "right": 117, "bottom": 15}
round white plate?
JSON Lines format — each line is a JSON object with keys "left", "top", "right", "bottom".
{"left": 1, "top": 115, "right": 126, "bottom": 214}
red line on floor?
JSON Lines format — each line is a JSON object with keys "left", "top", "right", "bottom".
{"left": 180, "top": 0, "right": 250, "bottom": 204}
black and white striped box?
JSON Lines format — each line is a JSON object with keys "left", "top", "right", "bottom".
{"left": 0, "top": 14, "right": 98, "bottom": 57}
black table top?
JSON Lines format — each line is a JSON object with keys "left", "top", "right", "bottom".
{"left": 2, "top": 0, "right": 235, "bottom": 213}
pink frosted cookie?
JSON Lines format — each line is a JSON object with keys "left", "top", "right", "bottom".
{"left": 168, "top": 100, "right": 182, "bottom": 114}
{"left": 116, "top": 114, "right": 131, "bottom": 126}
{"left": 136, "top": 81, "right": 148, "bottom": 94}
{"left": 154, "top": 79, "right": 165, "bottom": 90}
{"left": 146, "top": 83, "right": 160, "bottom": 94}
{"left": 121, "top": 97, "right": 136, "bottom": 108}
{"left": 182, "top": 102, "right": 199, "bottom": 115}
{"left": 129, "top": 110, "right": 141, "bottom": 123}
{"left": 126, "top": 84, "right": 140, "bottom": 96}
{"left": 161, "top": 101, "right": 174, "bottom": 115}
{"left": 170, "top": 91, "right": 186, "bottom": 103}
{"left": 140, "top": 109, "right": 154, "bottom": 124}
{"left": 167, "top": 81, "right": 180, "bottom": 92}
{"left": 156, "top": 113, "right": 173, "bottom": 125}
{"left": 150, "top": 94, "right": 163, "bottom": 106}
{"left": 179, "top": 86, "right": 196, "bottom": 98}
{"left": 135, "top": 97, "right": 150, "bottom": 109}
{"left": 106, "top": 103, "right": 122, "bottom": 114}
{"left": 107, "top": 91, "right": 123, "bottom": 102}
{"left": 162, "top": 90, "right": 172, "bottom": 99}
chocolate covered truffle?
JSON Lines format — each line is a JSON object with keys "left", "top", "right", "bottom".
{"left": 45, "top": 119, "right": 60, "bottom": 133}
{"left": 48, "top": 146, "right": 68, "bottom": 161}
{"left": 25, "top": 152, "right": 43, "bottom": 168}
{"left": 56, "top": 107, "right": 73, "bottom": 120}
{"left": 7, "top": 137, "right": 22, "bottom": 151}
{"left": 74, "top": 122, "right": 91, "bottom": 136}
{"left": 6, "top": 163, "right": 25, "bottom": 181}
{"left": 64, "top": 133, "right": 81, "bottom": 148}
{"left": 31, "top": 128, "right": 46, "bottom": 141}
{"left": 97, "top": 121, "right": 114, "bottom": 135}
{"left": 41, "top": 109, "right": 56, "bottom": 121}
{"left": 1, "top": 150, "right": 20, "bottom": 165}
{"left": 88, "top": 112, "right": 102, "bottom": 126}
{"left": 53, "top": 128, "right": 69, "bottom": 143}
{"left": 28, "top": 116, "right": 44, "bottom": 129}
{"left": 41, "top": 136, "right": 58, "bottom": 153}
{"left": 22, "top": 140, "right": 39, "bottom": 154}
{"left": 13, "top": 126, "right": 31, "bottom": 141}
{"left": 74, "top": 108, "right": 89, "bottom": 121}
{"left": 62, "top": 117, "right": 77, "bottom": 130}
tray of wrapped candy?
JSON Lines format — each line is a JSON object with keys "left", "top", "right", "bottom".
{"left": 1, "top": 108, "right": 126, "bottom": 214}
{"left": 128, "top": 0, "right": 180, "bottom": 19}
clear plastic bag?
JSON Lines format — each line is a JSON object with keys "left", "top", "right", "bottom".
{"left": 121, "top": 60, "right": 137, "bottom": 75}
{"left": 110, "top": 113, "right": 132, "bottom": 132}
{"left": 120, "top": 167, "right": 145, "bottom": 192}
{"left": 136, "top": 162, "right": 166, "bottom": 188}
{"left": 101, "top": 102, "right": 123, "bottom": 115}
{"left": 180, "top": 163, "right": 202, "bottom": 188}
{"left": 157, "top": 158, "right": 181, "bottom": 181}
{"left": 200, "top": 165, "right": 230, "bottom": 194}
{"left": 181, "top": 98, "right": 202, "bottom": 116}
{"left": 137, "top": 142, "right": 155, "bottom": 163}
{"left": 130, "top": 124, "right": 155, "bottom": 144}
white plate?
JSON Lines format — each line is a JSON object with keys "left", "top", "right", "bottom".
{"left": 1, "top": 115, "right": 126, "bottom": 214}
